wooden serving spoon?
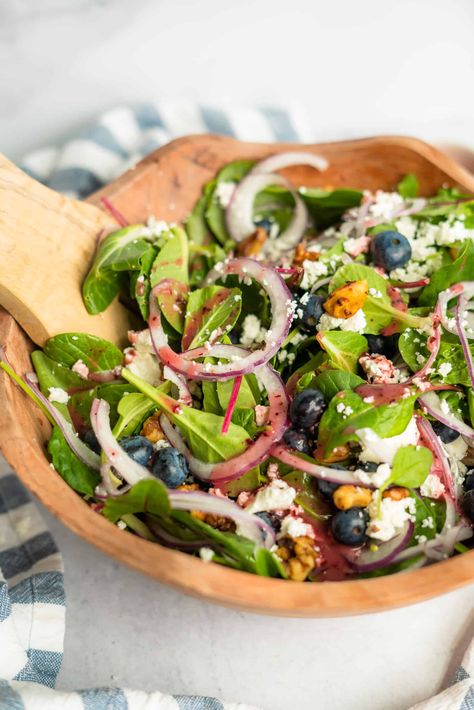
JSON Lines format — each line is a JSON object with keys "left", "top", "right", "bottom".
{"left": 0, "top": 154, "right": 133, "bottom": 346}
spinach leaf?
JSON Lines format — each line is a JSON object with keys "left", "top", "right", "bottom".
{"left": 399, "top": 329, "right": 474, "bottom": 386}
{"left": 201, "top": 380, "right": 222, "bottom": 415}
{"left": 385, "top": 445, "right": 432, "bottom": 489}
{"left": 312, "top": 370, "right": 365, "bottom": 401}
{"left": 412, "top": 495, "right": 445, "bottom": 541}
{"left": 299, "top": 188, "right": 363, "bottom": 229}
{"left": 185, "top": 194, "right": 213, "bottom": 246}
{"left": 83, "top": 225, "right": 153, "bottom": 314}
{"left": 316, "top": 331, "right": 368, "bottom": 372}
{"left": 282, "top": 471, "right": 331, "bottom": 521}
{"left": 150, "top": 226, "right": 189, "bottom": 287}
{"left": 155, "top": 279, "right": 189, "bottom": 334}
{"left": 43, "top": 333, "right": 123, "bottom": 372}
{"left": 255, "top": 548, "right": 287, "bottom": 578}
{"left": 317, "top": 390, "right": 417, "bottom": 456}
{"left": 182, "top": 285, "right": 241, "bottom": 349}
{"left": 103, "top": 479, "right": 170, "bottom": 522}
{"left": 217, "top": 376, "right": 257, "bottom": 410}
{"left": 130, "top": 246, "right": 158, "bottom": 320}
{"left": 48, "top": 426, "right": 100, "bottom": 496}
{"left": 397, "top": 173, "right": 419, "bottom": 198}
{"left": 31, "top": 350, "right": 92, "bottom": 420}
{"left": 419, "top": 241, "right": 474, "bottom": 306}
{"left": 113, "top": 391, "right": 163, "bottom": 439}
{"left": 205, "top": 160, "right": 254, "bottom": 243}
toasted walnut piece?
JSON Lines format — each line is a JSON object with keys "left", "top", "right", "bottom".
{"left": 324, "top": 279, "right": 368, "bottom": 318}
{"left": 277, "top": 535, "right": 321, "bottom": 581}
{"left": 203, "top": 513, "right": 236, "bottom": 533}
{"left": 382, "top": 486, "right": 410, "bottom": 501}
{"left": 276, "top": 546, "right": 291, "bottom": 561}
{"left": 190, "top": 510, "right": 206, "bottom": 522}
{"left": 237, "top": 227, "right": 267, "bottom": 257}
{"left": 333, "top": 485, "right": 372, "bottom": 510}
{"left": 293, "top": 243, "right": 320, "bottom": 266}
{"left": 177, "top": 483, "right": 200, "bottom": 492}
{"left": 141, "top": 413, "right": 165, "bottom": 443}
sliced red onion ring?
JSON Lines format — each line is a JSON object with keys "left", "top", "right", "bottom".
{"left": 23, "top": 373, "right": 100, "bottom": 471}
{"left": 269, "top": 444, "right": 370, "bottom": 486}
{"left": 91, "top": 399, "right": 152, "bottom": 486}
{"left": 167, "top": 489, "right": 275, "bottom": 548}
{"left": 347, "top": 521, "right": 414, "bottom": 573}
{"left": 404, "top": 307, "right": 441, "bottom": 384}
{"left": 88, "top": 367, "right": 123, "bottom": 383}
{"left": 394, "top": 522, "right": 472, "bottom": 563}
{"left": 391, "top": 278, "right": 430, "bottom": 290}
{"left": 417, "top": 416, "right": 456, "bottom": 501}
{"left": 419, "top": 391, "right": 474, "bottom": 445}
{"left": 250, "top": 151, "right": 329, "bottom": 175}
{"left": 150, "top": 258, "right": 292, "bottom": 380}
{"left": 163, "top": 366, "right": 192, "bottom": 406}
{"left": 455, "top": 294, "right": 474, "bottom": 390}
{"left": 226, "top": 173, "right": 308, "bottom": 248}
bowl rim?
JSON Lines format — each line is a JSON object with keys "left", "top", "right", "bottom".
{"left": 2, "top": 134, "right": 474, "bottom": 617}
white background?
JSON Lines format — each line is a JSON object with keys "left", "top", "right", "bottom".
{"left": 1, "top": 1, "right": 474, "bottom": 708}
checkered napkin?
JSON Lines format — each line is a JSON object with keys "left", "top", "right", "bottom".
{"left": 0, "top": 99, "right": 473, "bottom": 710}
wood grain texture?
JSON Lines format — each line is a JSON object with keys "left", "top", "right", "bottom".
{"left": 0, "top": 155, "right": 133, "bottom": 346}
{"left": 1, "top": 135, "right": 473, "bottom": 616}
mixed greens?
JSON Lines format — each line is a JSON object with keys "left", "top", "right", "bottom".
{"left": 3, "top": 151, "right": 474, "bottom": 582}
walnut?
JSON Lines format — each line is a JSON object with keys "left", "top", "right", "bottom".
{"left": 237, "top": 227, "right": 267, "bottom": 257}
{"left": 141, "top": 413, "right": 165, "bottom": 443}
{"left": 276, "top": 535, "right": 321, "bottom": 581}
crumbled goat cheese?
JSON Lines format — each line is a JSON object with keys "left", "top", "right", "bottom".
{"left": 124, "top": 330, "right": 162, "bottom": 386}
{"left": 317, "top": 309, "right": 367, "bottom": 334}
{"left": 245, "top": 479, "right": 296, "bottom": 514}
{"left": 215, "top": 181, "right": 236, "bottom": 208}
{"left": 336, "top": 402, "right": 353, "bottom": 418}
{"left": 368, "top": 287, "right": 383, "bottom": 298}
{"left": 154, "top": 439, "right": 171, "bottom": 451}
{"left": 117, "top": 520, "right": 127, "bottom": 530}
{"left": 356, "top": 417, "right": 419, "bottom": 465}
{"left": 199, "top": 547, "right": 215, "bottom": 563}
{"left": 48, "top": 387, "right": 70, "bottom": 404}
{"left": 254, "top": 405, "right": 269, "bottom": 426}
{"left": 359, "top": 354, "right": 398, "bottom": 384}
{"left": 277, "top": 515, "right": 315, "bottom": 540}
{"left": 438, "top": 362, "right": 452, "bottom": 377}
{"left": 367, "top": 494, "right": 416, "bottom": 542}
{"left": 420, "top": 474, "right": 445, "bottom": 499}
{"left": 369, "top": 191, "right": 404, "bottom": 220}
{"left": 240, "top": 314, "right": 267, "bottom": 348}
{"left": 355, "top": 463, "right": 391, "bottom": 488}
{"left": 71, "top": 359, "right": 90, "bottom": 379}
{"left": 300, "top": 260, "right": 329, "bottom": 289}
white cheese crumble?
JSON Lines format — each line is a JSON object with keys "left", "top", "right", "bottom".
{"left": 438, "top": 362, "right": 452, "bottom": 378}
{"left": 245, "top": 479, "right": 296, "bottom": 514}
{"left": 356, "top": 417, "right": 419, "bottom": 465}
{"left": 355, "top": 463, "right": 391, "bottom": 488}
{"left": 420, "top": 473, "right": 445, "bottom": 500}
{"left": 367, "top": 494, "right": 416, "bottom": 542}
{"left": 300, "top": 260, "right": 329, "bottom": 290}
{"left": 71, "top": 359, "right": 90, "bottom": 379}
{"left": 240, "top": 314, "right": 267, "bottom": 348}
{"left": 124, "top": 330, "right": 162, "bottom": 386}
{"left": 277, "top": 515, "right": 315, "bottom": 540}
{"left": 199, "top": 547, "right": 215, "bottom": 563}
{"left": 317, "top": 309, "right": 367, "bottom": 334}
{"left": 369, "top": 191, "right": 404, "bottom": 220}
{"left": 214, "top": 181, "right": 236, "bottom": 208}
{"left": 445, "top": 436, "right": 468, "bottom": 462}
{"left": 48, "top": 387, "right": 70, "bottom": 404}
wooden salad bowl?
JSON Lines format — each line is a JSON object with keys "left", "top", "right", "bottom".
{"left": 1, "top": 135, "right": 474, "bottom": 616}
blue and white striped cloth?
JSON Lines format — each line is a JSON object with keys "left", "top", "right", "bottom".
{"left": 1, "top": 100, "right": 473, "bottom": 710}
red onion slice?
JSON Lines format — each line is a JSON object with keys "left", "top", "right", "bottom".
{"left": 417, "top": 416, "right": 456, "bottom": 501}
{"left": 23, "top": 374, "right": 100, "bottom": 471}
{"left": 158, "top": 344, "right": 289, "bottom": 482}
{"left": 404, "top": 306, "right": 441, "bottom": 384}
{"left": 391, "top": 278, "right": 430, "bottom": 290}
{"left": 269, "top": 444, "right": 370, "bottom": 486}
{"left": 250, "top": 151, "right": 329, "bottom": 175}
{"left": 167, "top": 489, "right": 275, "bottom": 548}
{"left": 226, "top": 173, "right": 307, "bottom": 248}
{"left": 348, "top": 521, "right": 414, "bottom": 573}
{"left": 91, "top": 399, "right": 152, "bottom": 486}
{"left": 163, "top": 366, "right": 192, "bottom": 406}
{"left": 150, "top": 258, "right": 292, "bottom": 380}
{"left": 419, "top": 391, "right": 474, "bottom": 445}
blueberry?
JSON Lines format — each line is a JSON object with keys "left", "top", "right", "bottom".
{"left": 297, "top": 294, "right": 325, "bottom": 333}
{"left": 152, "top": 447, "right": 189, "bottom": 488}
{"left": 331, "top": 507, "right": 369, "bottom": 546}
{"left": 120, "top": 435, "right": 154, "bottom": 466}
{"left": 464, "top": 472, "right": 474, "bottom": 492}
{"left": 290, "top": 388, "right": 325, "bottom": 430}
{"left": 255, "top": 511, "right": 274, "bottom": 528}
{"left": 255, "top": 217, "right": 273, "bottom": 233}
{"left": 432, "top": 421, "right": 460, "bottom": 444}
{"left": 370, "top": 230, "right": 412, "bottom": 270}
{"left": 82, "top": 429, "right": 100, "bottom": 454}
{"left": 283, "top": 427, "right": 311, "bottom": 454}
{"left": 461, "top": 489, "right": 474, "bottom": 522}
{"left": 360, "top": 461, "right": 378, "bottom": 472}
{"left": 364, "top": 334, "right": 398, "bottom": 359}
{"left": 318, "top": 479, "right": 340, "bottom": 499}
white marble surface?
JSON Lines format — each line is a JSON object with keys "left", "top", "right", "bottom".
{"left": 1, "top": 0, "right": 474, "bottom": 708}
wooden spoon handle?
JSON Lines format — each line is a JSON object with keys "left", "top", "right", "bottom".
{"left": 0, "top": 154, "right": 132, "bottom": 346}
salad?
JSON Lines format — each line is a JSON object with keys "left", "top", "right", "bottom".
{"left": 3, "top": 151, "right": 474, "bottom": 583}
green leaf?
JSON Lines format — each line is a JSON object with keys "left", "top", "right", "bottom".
{"left": 312, "top": 370, "right": 365, "bottom": 401}
{"left": 48, "top": 426, "right": 100, "bottom": 496}
{"left": 43, "top": 333, "right": 123, "bottom": 372}
{"left": 185, "top": 194, "right": 213, "bottom": 246}
{"left": 217, "top": 376, "right": 256, "bottom": 410}
{"left": 205, "top": 160, "right": 254, "bottom": 243}
{"left": 317, "top": 390, "right": 417, "bottom": 456}
{"left": 202, "top": 380, "right": 222, "bottom": 415}
{"left": 387, "top": 445, "right": 432, "bottom": 488}
{"left": 399, "top": 329, "right": 474, "bottom": 386}
{"left": 82, "top": 225, "right": 153, "bottom": 314}
{"left": 31, "top": 350, "right": 92, "bottom": 421}
{"left": 316, "top": 331, "right": 368, "bottom": 372}
{"left": 103, "top": 479, "right": 170, "bottom": 522}
{"left": 182, "top": 285, "right": 242, "bottom": 349}
{"left": 150, "top": 226, "right": 189, "bottom": 287}
{"left": 155, "top": 279, "right": 189, "bottom": 334}
{"left": 419, "top": 240, "right": 474, "bottom": 306}
{"left": 282, "top": 471, "right": 332, "bottom": 521}
{"left": 113, "top": 391, "right": 161, "bottom": 439}
{"left": 412, "top": 495, "right": 445, "bottom": 541}
{"left": 299, "top": 188, "right": 363, "bottom": 229}
{"left": 254, "top": 548, "right": 287, "bottom": 578}
{"left": 397, "top": 173, "right": 419, "bottom": 198}
{"left": 130, "top": 246, "right": 158, "bottom": 320}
